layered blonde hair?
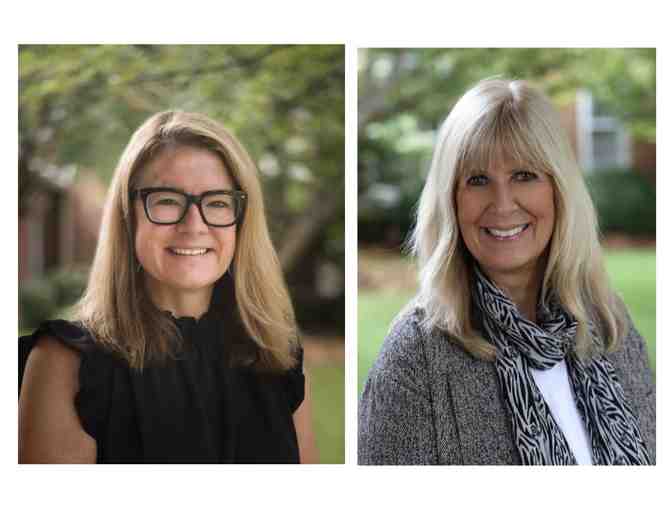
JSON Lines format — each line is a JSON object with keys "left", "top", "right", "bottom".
{"left": 409, "top": 78, "right": 627, "bottom": 361}
{"left": 73, "top": 111, "right": 298, "bottom": 371}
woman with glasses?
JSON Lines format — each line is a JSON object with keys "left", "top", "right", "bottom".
{"left": 19, "top": 111, "right": 317, "bottom": 463}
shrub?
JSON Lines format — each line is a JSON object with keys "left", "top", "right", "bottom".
{"left": 49, "top": 266, "right": 89, "bottom": 307}
{"left": 19, "top": 266, "right": 89, "bottom": 330}
{"left": 585, "top": 169, "right": 656, "bottom": 236}
{"left": 19, "top": 279, "right": 58, "bottom": 330}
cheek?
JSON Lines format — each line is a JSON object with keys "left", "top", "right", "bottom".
{"left": 215, "top": 229, "right": 237, "bottom": 258}
{"left": 528, "top": 185, "right": 556, "bottom": 246}
{"left": 536, "top": 185, "right": 556, "bottom": 226}
{"left": 134, "top": 218, "right": 165, "bottom": 264}
{"left": 456, "top": 190, "right": 479, "bottom": 233}
{"left": 134, "top": 223, "right": 147, "bottom": 261}
{"left": 134, "top": 226, "right": 152, "bottom": 264}
{"left": 133, "top": 205, "right": 147, "bottom": 259}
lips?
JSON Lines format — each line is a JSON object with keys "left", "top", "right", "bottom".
{"left": 482, "top": 224, "right": 530, "bottom": 240}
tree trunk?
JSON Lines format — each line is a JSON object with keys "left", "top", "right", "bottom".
{"left": 279, "top": 183, "right": 344, "bottom": 274}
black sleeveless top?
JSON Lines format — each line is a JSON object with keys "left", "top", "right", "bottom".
{"left": 19, "top": 283, "right": 304, "bottom": 464}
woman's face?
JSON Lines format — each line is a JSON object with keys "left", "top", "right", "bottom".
{"left": 455, "top": 157, "right": 555, "bottom": 288}
{"left": 134, "top": 145, "right": 237, "bottom": 307}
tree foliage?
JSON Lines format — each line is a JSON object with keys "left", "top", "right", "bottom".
{"left": 360, "top": 48, "right": 655, "bottom": 138}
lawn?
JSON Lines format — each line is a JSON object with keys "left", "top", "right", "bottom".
{"left": 358, "top": 248, "right": 656, "bottom": 393}
{"left": 358, "top": 291, "right": 413, "bottom": 393}
{"left": 308, "top": 364, "right": 345, "bottom": 463}
{"left": 604, "top": 249, "right": 656, "bottom": 370}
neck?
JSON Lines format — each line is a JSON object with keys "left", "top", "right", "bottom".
{"left": 486, "top": 266, "right": 545, "bottom": 323}
{"left": 144, "top": 281, "right": 213, "bottom": 320}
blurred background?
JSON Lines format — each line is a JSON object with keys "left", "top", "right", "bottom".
{"left": 18, "top": 44, "right": 344, "bottom": 463}
{"left": 358, "top": 48, "right": 656, "bottom": 393}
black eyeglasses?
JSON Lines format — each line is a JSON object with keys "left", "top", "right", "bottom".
{"left": 131, "top": 187, "right": 247, "bottom": 227}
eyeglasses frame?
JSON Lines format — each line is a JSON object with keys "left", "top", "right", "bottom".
{"left": 130, "top": 187, "right": 247, "bottom": 227}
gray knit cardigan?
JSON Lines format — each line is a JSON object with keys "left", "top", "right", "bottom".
{"left": 358, "top": 307, "right": 656, "bottom": 465}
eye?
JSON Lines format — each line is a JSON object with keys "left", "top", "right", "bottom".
{"left": 513, "top": 170, "right": 538, "bottom": 182}
{"left": 466, "top": 174, "right": 488, "bottom": 186}
{"left": 154, "top": 197, "right": 181, "bottom": 207}
{"left": 206, "top": 199, "right": 232, "bottom": 209}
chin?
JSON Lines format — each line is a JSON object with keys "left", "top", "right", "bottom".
{"left": 481, "top": 255, "right": 542, "bottom": 277}
{"left": 174, "top": 277, "right": 220, "bottom": 291}
{"left": 154, "top": 272, "right": 221, "bottom": 292}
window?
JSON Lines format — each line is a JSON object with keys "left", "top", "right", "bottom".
{"left": 576, "top": 90, "right": 631, "bottom": 171}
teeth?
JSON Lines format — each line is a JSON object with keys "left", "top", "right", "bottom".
{"left": 485, "top": 225, "right": 527, "bottom": 238}
{"left": 169, "top": 248, "right": 208, "bottom": 256}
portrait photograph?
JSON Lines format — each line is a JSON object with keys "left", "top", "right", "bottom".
{"left": 357, "top": 48, "right": 656, "bottom": 465}
{"left": 18, "top": 44, "right": 345, "bottom": 464}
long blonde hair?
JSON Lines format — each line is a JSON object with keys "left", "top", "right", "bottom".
{"left": 73, "top": 111, "right": 298, "bottom": 371}
{"left": 409, "top": 78, "right": 627, "bottom": 361}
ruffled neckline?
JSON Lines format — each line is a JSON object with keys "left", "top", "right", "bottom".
{"left": 162, "top": 310, "right": 206, "bottom": 329}
{"left": 155, "top": 275, "right": 260, "bottom": 367}
{"left": 160, "top": 276, "right": 232, "bottom": 328}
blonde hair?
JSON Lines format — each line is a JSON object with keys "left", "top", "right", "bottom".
{"left": 73, "top": 111, "right": 298, "bottom": 371}
{"left": 409, "top": 78, "right": 627, "bottom": 361}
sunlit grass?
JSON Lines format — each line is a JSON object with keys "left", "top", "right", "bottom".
{"left": 604, "top": 249, "right": 656, "bottom": 370}
{"left": 308, "top": 365, "right": 345, "bottom": 463}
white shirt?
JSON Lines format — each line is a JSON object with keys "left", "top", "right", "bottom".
{"left": 530, "top": 360, "right": 594, "bottom": 465}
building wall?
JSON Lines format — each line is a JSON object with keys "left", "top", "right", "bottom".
{"left": 18, "top": 172, "right": 106, "bottom": 284}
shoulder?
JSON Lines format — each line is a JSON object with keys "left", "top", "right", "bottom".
{"left": 605, "top": 305, "right": 653, "bottom": 377}
{"left": 603, "top": 304, "right": 656, "bottom": 463}
{"left": 608, "top": 302, "right": 655, "bottom": 385}
{"left": 22, "top": 334, "right": 82, "bottom": 392}
{"left": 374, "top": 304, "right": 473, "bottom": 379}
{"left": 19, "top": 328, "right": 96, "bottom": 462}
{"left": 370, "top": 305, "right": 430, "bottom": 384}
{"left": 22, "top": 320, "right": 95, "bottom": 356}
{"left": 19, "top": 319, "right": 96, "bottom": 405}
{"left": 622, "top": 313, "right": 652, "bottom": 366}
{"left": 20, "top": 320, "right": 95, "bottom": 392}
{"left": 365, "top": 303, "right": 467, "bottom": 398}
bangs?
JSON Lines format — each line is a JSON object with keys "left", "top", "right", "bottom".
{"left": 455, "top": 102, "right": 552, "bottom": 180}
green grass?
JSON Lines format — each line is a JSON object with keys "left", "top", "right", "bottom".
{"left": 308, "top": 365, "right": 345, "bottom": 463}
{"left": 358, "top": 292, "right": 413, "bottom": 393}
{"left": 604, "top": 249, "right": 656, "bottom": 371}
{"left": 358, "top": 248, "right": 656, "bottom": 393}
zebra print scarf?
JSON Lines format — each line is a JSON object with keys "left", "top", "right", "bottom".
{"left": 471, "top": 265, "right": 650, "bottom": 465}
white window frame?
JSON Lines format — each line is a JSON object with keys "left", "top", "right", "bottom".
{"left": 576, "top": 89, "right": 631, "bottom": 172}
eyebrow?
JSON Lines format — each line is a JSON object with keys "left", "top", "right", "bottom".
{"left": 145, "top": 184, "right": 236, "bottom": 192}
{"left": 466, "top": 164, "right": 531, "bottom": 174}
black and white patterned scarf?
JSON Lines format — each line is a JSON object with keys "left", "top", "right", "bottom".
{"left": 471, "top": 265, "right": 650, "bottom": 465}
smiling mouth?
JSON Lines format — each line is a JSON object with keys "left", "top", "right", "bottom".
{"left": 482, "top": 224, "right": 530, "bottom": 240}
{"left": 167, "top": 247, "right": 213, "bottom": 256}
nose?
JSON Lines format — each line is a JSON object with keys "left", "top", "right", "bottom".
{"left": 489, "top": 182, "right": 518, "bottom": 215}
{"left": 176, "top": 202, "right": 208, "bottom": 232}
